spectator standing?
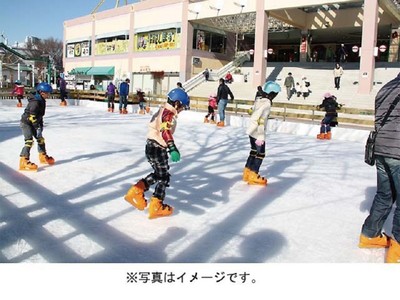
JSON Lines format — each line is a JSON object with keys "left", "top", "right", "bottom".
{"left": 283, "top": 72, "right": 295, "bottom": 100}
{"left": 337, "top": 44, "right": 348, "bottom": 63}
{"left": 216, "top": 78, "right": 234, "bottom": 127}
{"left": 333, "top": 63, "right": 344, "bottom": 90}
{"left": 119, "top": 78, "right": 130, "bottom": 114}
{"left": 359, "top": 73, "right": 400, "bottom": 263}
{"left": 203, "top": 68, "right": 210, "bottom": 81}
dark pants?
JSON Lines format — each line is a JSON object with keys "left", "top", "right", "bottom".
{"left": 205, "top": 106, "right": 215, "bottom": 120}
{"left": 107, "top": 95, "right": 115, "bottom": 109}
{"left": 20, "top": 123, "right": 46, "bottom": 158}
{"left": 362, "top": 155, "right": 400, "bottom": 242}
{"left": 320, "top": 114, "right": 336, "bottom": 133}
{"left": 60, "top": 90, "right": 67, "bottom": 101}
{"left": 143, "top": 139, "right": 171, "bottom": 201}
{"left": 334, "top": 77, "right": 341, "bottom": 89}
{"left": 245, "top": 136, "right": 265, "bottom": 173}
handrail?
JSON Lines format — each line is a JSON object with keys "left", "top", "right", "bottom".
{"left": 1, "top": 91, "right": 374, "bottom": 127}
{"left": 183, "top": 51, "right": 251, "bottom": 92}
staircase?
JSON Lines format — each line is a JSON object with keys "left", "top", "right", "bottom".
{"left": 187, "top": 61, "right": 400, "bottom": 109}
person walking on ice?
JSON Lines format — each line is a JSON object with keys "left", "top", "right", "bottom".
{"left": 124, "top": 88, "right": 190, "bottom": 219}
{"left": 243, "top": 81, "right": 281, "bottom": 185}
{"left": 19, "top": 82, "right": 55, "bottom": 171}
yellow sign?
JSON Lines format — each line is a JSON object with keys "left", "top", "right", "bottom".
{"left": 135, "top": 29, "right": 180, "bottom": 52}
{"left": 95, "top": 40, "right": 129, "bottom": 55}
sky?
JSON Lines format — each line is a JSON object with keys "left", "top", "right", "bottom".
{"left": 0, "top": 98, "right": 398, "bottom": 298}
{"left": 0, "top": 0, "right": 139, "bottom": 45}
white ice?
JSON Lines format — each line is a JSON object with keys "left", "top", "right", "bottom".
{"left": 0, "top": 99, "right": 392, "bottom": 264}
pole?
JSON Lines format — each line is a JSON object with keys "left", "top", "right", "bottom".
{"left": 17, "top": 63, "right": 21, "bottom": 81}
{"left": 32, "top": 62, "right": 35, "bottom": 87}
{"left": 0, "top": 60, "right": 3, "bottom": 88}
{"left": 47, "top": 58, "right": 51, "bottom": 84}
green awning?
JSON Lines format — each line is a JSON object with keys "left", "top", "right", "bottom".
{"left": 69, "top": 67, "right": 91, "bottom": 75}
{"left": 86, "top": 66, "right": 115, "bottom": 76}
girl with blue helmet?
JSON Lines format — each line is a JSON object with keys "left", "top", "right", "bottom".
{"left": 124, "top": 88, "right": 189, "bottom": 219}
{"left": 243, "top": 81, "right": 281, "bottom": 185}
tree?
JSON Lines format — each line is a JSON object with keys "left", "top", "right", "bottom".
{"left": 26, "top": 37, "right": 63, "bottom": 81}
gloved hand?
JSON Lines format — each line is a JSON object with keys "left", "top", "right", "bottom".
{"left": 255, "top": 139, "right": 265, "bottom": 146}
{"left": 168, "top": 142, "right": 181, "bottom": 162}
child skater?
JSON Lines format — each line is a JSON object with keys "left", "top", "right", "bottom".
{"left": 204, "top": 93, "right": 217, "bottom": 124}
{"left": 316, "top": 92, "right": 342, "bottom": 140}
{"left": 12, "top": 80, "right": 25, "bottom": 107}
{"left": 124, "top": 88, "right": 190, "bottom": 219}
{"left": 243, "top": 81, "right": 281, "bottom": 185}
{"left": 19, "top": 82, "right": 55, "bottom": 171}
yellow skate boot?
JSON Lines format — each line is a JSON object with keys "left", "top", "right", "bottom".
{"left": 317, "top": 133, "right": 326, "bottom": 139}
{"left": 247, "top": 170, "right": 267, "bottom": 186}
{"left": 325, "top": 132, "right": 332, "bottom": 140}
{"left": 39, "top": 153, "right": 55, "bottom": 165}
{"left": 17, "top": 102, "right": 23, "bottom": 107}
{"left": 204, "top": 117, "right": 209, "bottom": 123}
{"left": 217, "top": 121, "right": 225, "bottom": 127}
{"left": 358, "top": 233, "right": 390, "bottom": 248}
{"left": 210, "top": 120, "right": 216, "bottom": 124}
{"left": 242, "top": 167, "right": 251, "bottom": 182}
{"left": 19, "top": 157, "right": 38, "bottom": 171}
{"left": 148, "top": 197, "right": 173, "bottom": 219}
{"left": 124, "top": 180, "right": 148, "bottom": 210}
{"left": 386, "top": 239, "right": 400, "bottom": 263}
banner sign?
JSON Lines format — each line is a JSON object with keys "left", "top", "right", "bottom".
{"left": 66, "top": 41, "right": 91, "bottom": 58}
{"left": 135, "top": 28, "right": 180, "bottom": 52}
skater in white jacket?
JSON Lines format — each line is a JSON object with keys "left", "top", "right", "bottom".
{"left": 243, "top": 81, "right": 281, "bottom": 185}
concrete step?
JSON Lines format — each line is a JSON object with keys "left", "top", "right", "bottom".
{"left": 188, "top": 62, "right": 400, "bottom": 109}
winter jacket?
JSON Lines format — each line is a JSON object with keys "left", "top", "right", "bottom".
{"left": 208, "top": 97, "right": 217, "bottom": 109}
{"left": 147, "top": 102, "right": 178, "bottom": 148}
{"left": 374, "top": 73, "right": 400, "bottom": 160}
{"left": 20, "top": 93, "right": 46, "bottom": 129}
{"left": 333, "top": 67, "right": 344, "bottom": 77}
{"left": 119, "top": 82, "right": 129, "bottom": 96}
{"left": 107, "top": 83, "right": 116, "bottom": 95}
{"left": 12, "top": 84, "right": 25, "bottom": 96}
{"left": 318, "top": 97, "right": 340, "bottom": 116}
{"left": 246, "top": 97, "right": 271, "bottom": 141}
{"left": 58, "top": 78, "right": 67, "bottom": 91}
{"left": 284, "top": 75, "right": 295, "bottom": 88}
{"left": 217, "top": 83, "right": 234, "bottom": 102}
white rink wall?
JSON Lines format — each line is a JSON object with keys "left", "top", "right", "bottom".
{"left": 1, "top": 98, "right": 371, "bottom": 143}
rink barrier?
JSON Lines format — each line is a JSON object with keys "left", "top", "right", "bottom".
{"left": 0, "top": 90, "right": 374, "bottom": 127}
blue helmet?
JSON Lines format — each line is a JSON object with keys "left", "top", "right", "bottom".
{"left": 36, "top": 82, "right": 53, "bottom": 93}
{"left": 167, "top": 88, "right": 190, "bottom": 108}
{"left": 263, "top": 81, "right": 281, "bottom": 94}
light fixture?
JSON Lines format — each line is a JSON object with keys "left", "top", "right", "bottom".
{"left": 189, "top": 3, "right": 201, "bottom": 18}
{"left": 209, "top": 0, "right": 224, "bottom": 15}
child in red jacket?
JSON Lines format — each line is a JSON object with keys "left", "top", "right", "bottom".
{"left": 12, "top": 80, "right": 25, "bottom": 107}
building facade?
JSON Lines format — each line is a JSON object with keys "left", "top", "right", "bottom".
{"left": 63, "top": 0, "right": 400, "bottom": 94}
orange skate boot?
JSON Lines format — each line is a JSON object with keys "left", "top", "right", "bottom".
{"left": 124, "top": 180, "right": 148, "bottom": 210}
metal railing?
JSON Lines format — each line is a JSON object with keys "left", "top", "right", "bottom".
{"left": 183, "top": 51, "right": 251, "bottom": 92}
